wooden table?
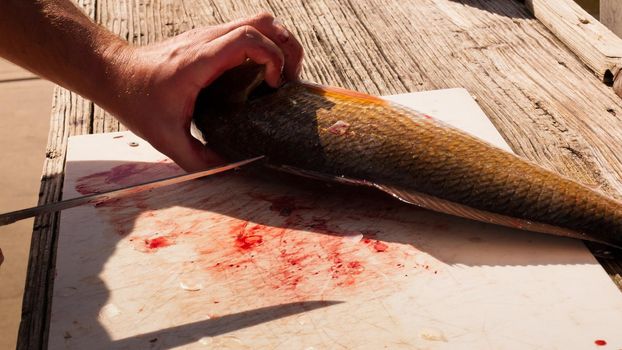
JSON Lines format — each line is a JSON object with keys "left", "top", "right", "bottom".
{"left": 19, "top": 0, "right": 622, "bottom": 348}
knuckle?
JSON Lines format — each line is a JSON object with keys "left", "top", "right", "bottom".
{"left": 235, "top": 25, "right": 259, "bottom": 39}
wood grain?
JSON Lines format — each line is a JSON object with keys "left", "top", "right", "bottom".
{"left": 601, "top": 0, "right": 622, "bottom": 38}
{"left": 526, "top": 0, "right": 622, "bottom": 95}
{"left": 20, "top": 0, "right": 622, "bottom": 348}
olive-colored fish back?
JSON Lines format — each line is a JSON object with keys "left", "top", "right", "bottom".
{"left": 194, "top": 69, "right": 622, "bottom": 247}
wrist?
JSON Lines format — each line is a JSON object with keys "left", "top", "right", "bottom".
{"left": 92, "top": 39, "right": 161, "bottom": 138}
{"left": 91, "top": 39, "right": 139, "bottom": 116}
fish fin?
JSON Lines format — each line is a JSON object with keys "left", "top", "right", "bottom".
{"left": 300, "top": 81, "right": 387, "bottom": 105}
{"left": 268, "top": 164, "right": 616, "bottom": 246}
{"left": 267, "top": 164, "right": 372, "bottom": 186}
{"left": 373, "top": 184, "right": 605, "bottom": 243}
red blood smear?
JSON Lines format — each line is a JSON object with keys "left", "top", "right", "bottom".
{"left": 232, "top": 223, "right": 264, "bottom": 250}
{"left": 594, "top": 339, "right": 607, "bottom": 346}
{"left": 146, "top": 237, "right": 171, "bottom": 250}
{"left": 285, "top": 253, "right": 308, "bottom": 266}
{"left": 373, "top": 241, "right": 389, "bottom": 252}
{"left": 93, "top": 197, "right": 122, "bottom": 208}
{"left": 348, "top": 261, "right": 362, "bottom": 269}
{"left": 80, "top": 166, "right": 414, "bottom": 301}
{"left": 236, "top": 234, "right": 263, "bottom": 250}
{"left": 75, "top": 162, "right": 182, "bottom": 195}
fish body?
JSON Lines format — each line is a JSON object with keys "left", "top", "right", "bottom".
{"left": 193, "top": 64, "right": 622, "bottom": 248}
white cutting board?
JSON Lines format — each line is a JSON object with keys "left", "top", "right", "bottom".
{"left": 49, "top": 88, "right": 622, "bottom": 349}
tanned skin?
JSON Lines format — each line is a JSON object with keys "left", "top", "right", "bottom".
{"left": 0, "top": 0, "right": 304, "bottom": 171}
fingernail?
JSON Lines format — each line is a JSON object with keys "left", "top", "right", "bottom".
{"left": 278, "top": 31, "right": 290, "bottom": 43}
{"left": 295, "top": 63, "right": 303, "bottom": 77}
{"left": 273, "top": 17, "right": 290, "bottom": 43}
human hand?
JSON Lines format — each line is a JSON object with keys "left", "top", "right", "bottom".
{"left": 99, "top": 13, "right": 303, "bottom": 171}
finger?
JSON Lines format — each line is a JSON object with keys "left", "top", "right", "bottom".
{"left": 209, "top": 12, "right": 304, "bottom": 81}
{"left": 202, "top": 25, "right": 285, "bottom": 87}
{"left": 247, "top": 13, "right": 304, "bottom": 80}
{"left": 153, "top": 127, "right": 224, "bottom": 172}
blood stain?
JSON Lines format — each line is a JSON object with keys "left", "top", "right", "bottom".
{"left": 145, "top": 237, "right": 172, "bottom": 250}
{"left": 347, "top": 261, "right": 365, "bottom": 273}
{"left": 93, "top": 197, "right": 122, "bottom": 208}
{"left": 327, "top": 120, "right": 351, "bottom": 135}
{"left": 594, "top": 339, "right": 607, "bottom": 346}
{"left": 232, "top": 222, "right": 264, "bottom": 250}
{"left": 75, "top": 162, "right": 182, "bottom": 195}
{"left": 373, "top": 241, "right": 389, "bottom": 252}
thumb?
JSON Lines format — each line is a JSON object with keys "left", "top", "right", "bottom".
{"left": 163, "top": 128, "right": 225, "bottom": 172}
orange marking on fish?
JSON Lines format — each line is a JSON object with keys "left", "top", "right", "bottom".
{"left": 302, "top": 81, "right": 387, "bottom": 105}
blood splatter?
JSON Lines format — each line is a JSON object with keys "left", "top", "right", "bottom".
{"left": 235, "top": 234, "right": 263, "bottom": 249}
{"left": 373, "top": 241, "right": 389, "bottom": 252}
{"left": 231, "top": 222, "right": 266, "bottom": 250}
{"left": 74, "top": 161, "right": 430, "bottom": 302}
{"left": 283, "top": 250, "right": 309, "bottom": 266}
{"left": 361, "top": 237, "right": 389, "bottom": 253}
{"left": 348, "top": 261, "right": 363, "bottom": 270}
{"left": 594, "top": 339, "right": 607, "bottom": 346}
{"left": 145, "top": 237, "right": 171, "bottom": 250}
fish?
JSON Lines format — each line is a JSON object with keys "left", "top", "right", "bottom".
{"left": 193, "top": 63, "right": 622, "bottom": 248}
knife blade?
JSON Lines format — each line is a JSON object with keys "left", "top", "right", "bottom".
{"left": 0, "top": 156, "right": 264, "bottom": 227}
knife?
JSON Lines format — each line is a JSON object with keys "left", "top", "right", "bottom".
{"left": 0, "top": 156, "right": 264, "bottom": 227}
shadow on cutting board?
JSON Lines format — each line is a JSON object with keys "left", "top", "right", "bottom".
{"left": 110, "top": 300, "right": 341, "bottom": 349}
{"left": 65, "top": 159, "right": 600, "bottom": 267}
{"left": 51, "top": 159, "right": 603, "bottom": 348}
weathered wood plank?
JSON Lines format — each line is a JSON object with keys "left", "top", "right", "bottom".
{"left": 17, "top": 88, "right": 93, "bottom": 350}
{"left": 20, "top": 0, "right": 622, "bottom": 348}
{"left": 601, "top": 0, "right": 622, "bottom": 38}
{"left": 526, "top": 0, "right": 622, "bottom": 91}
{"left": 17, "top": 1, "right": 96, "bottom": 348}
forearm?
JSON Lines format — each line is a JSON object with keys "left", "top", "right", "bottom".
{"left": 0, "top": 0, "right": 127, "bottom": 106}
{"left": 0, "top": 4, "right": 303, "bottom": 171}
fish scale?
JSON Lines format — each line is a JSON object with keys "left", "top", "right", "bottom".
{"left": 194, "top": 63, "right": 622, "bottom": 248}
